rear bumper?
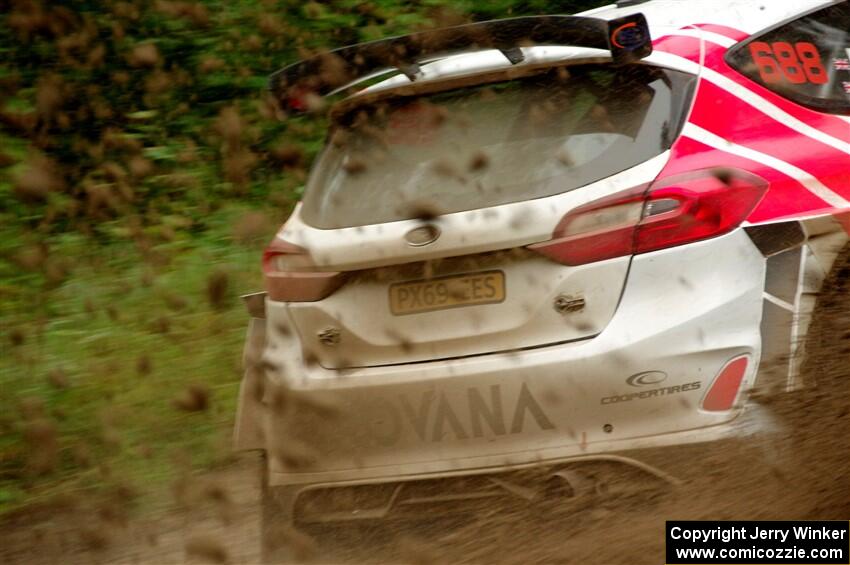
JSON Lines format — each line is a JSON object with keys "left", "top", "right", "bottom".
{"left": 245, "top": 229, "right": 769, "bottom": 488}
{"left": 285, "top": 404, "right": 784, "bottom": 525}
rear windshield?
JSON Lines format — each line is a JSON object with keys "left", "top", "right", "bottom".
{"left": 301, "top": 64, "right": 696, "bottom": 229}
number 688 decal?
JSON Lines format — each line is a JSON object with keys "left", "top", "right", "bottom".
{"left": 748, "top": 41, "right": 828, "bottom": 85}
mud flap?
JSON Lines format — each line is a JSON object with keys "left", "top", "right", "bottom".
{"left": 234, "top": 292, "right": 267, "bottom": 451}
{"left": 752, "top": 216, "right": 850, "bottom": 394}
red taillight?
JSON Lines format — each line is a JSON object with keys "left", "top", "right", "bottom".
{"left": 529, "top": 168, "right": 768, "bottom": 266}
{"left": 262, "top": 238, "right": 346, "bottom": 302}
{"left": 528, "top": 188, "right": 646, "bottom": 266}
{"left": 702, "top": 356, "right": 749, "bottom": 412}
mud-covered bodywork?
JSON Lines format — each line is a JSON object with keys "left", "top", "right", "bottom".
{"left": 237, "top": 0, "right": 850, "bottom": 525}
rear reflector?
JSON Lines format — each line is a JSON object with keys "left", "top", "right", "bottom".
{"left": 701, "top": 356, "right": 749, "bottom": 412}
{"left": 262, "top": 237, "right": 346, "bottom": 302}
{"left": 529, "top": 168, "right": 768, "bottom": 266}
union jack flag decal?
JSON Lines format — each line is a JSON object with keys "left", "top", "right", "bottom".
{"left": 833, "top": 58, "right": 850, "bottom": 71}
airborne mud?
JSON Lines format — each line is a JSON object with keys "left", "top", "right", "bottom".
{"left": 2, "top": 250, "right": 848, "bottom": 564}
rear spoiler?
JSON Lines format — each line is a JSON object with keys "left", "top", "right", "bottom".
{"left": 269, "top": 13, "right": 652, "bottom": 112}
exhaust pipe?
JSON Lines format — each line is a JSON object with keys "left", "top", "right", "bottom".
{"left": 549, "top": 469, "right": 601, "bottom": 499}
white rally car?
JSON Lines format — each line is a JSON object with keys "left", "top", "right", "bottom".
{"left": 234, "top": 0, "right": 850, "bottom": 552}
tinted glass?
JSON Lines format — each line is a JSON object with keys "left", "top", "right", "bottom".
{"left": 300, "top": 64, "right": 695, "bottom": 229}
{"left": 726, "top": 2, "right": 850, "bottom": 114}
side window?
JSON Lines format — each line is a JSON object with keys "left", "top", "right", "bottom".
{"left": 725, "top": 2, "right": 850, "bottom": 114}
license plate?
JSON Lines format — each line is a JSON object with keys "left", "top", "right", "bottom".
{"left": 389, "top": 271, "right": 505, "bottom": 315}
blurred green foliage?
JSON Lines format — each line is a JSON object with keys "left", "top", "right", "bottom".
{"left": 0, "top": 0, "right": 605, "bottom": 515}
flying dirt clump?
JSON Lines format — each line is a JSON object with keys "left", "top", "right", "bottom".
{"left": 23, "top": 417, "right": 59, "bottom": 476}
{"left": 128, "top": 42, "right": 160, "bottom": 68}
{"left": 172, "top": 384, "right": 211, "bottom": 412}
{"left": 13, "top": 154, "right": 66, "bottom": 203}
{"left": 206, "top": 269, "right": 230, "bottom": 310}
{"left": 231, "top": 211, "right": 273, "bottom": 245}
{"left": 136, "top": 354, "right": 153, "bottom": 376}
{"left": 185, "top": 535, "right": 229, "bottom": 564}
{"left": 468, "top": 150, "right": 489, "bottom": 172}
{"left": 46, "top": 367, "right": 70, "bottom": 389}
{"left": 263, "top": 523, "right": 318, "bottom": 562}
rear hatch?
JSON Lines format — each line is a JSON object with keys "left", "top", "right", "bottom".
{"left": 274, "top": 62, "right": 696, "bottom": 368}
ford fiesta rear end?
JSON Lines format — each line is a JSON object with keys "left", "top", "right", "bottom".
{"left": 235, "top": 15, "right": 778, "bottom": 532}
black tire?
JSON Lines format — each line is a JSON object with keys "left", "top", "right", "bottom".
{"left": 259, "top": 453, "right": 301, "bottom": 564}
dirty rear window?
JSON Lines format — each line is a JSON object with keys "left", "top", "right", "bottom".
{"left": 301, "top": 64, "right": 696, "bottom": 229}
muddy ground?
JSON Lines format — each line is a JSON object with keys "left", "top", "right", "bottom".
{"left": 2, "top": 260, "right": 848, "bottom": 564}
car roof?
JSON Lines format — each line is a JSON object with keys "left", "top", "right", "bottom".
{"left": 585, "top": 0, "right": 835, "bottom": 34}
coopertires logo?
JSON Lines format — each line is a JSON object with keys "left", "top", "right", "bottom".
{"left": 626, "top": 371, "right": 667, "bottom": 387}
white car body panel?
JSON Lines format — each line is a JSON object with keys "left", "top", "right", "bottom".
{"left": 585, "top": 0, "right": 835, "bottom": 32}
